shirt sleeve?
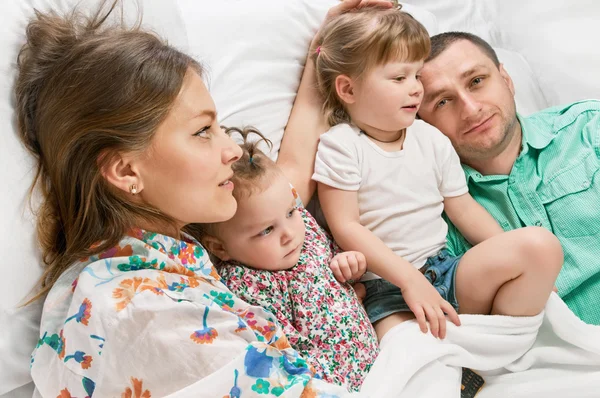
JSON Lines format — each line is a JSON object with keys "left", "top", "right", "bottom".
{"left": 312, "top": 127, "right": 361, "bottom": 191}
{"left": 434, "top": 131, "right": 468, "bottom": 197}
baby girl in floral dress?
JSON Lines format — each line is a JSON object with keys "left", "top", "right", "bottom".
{"left": 190, "top": 127, "right": 378, "bottom": 392}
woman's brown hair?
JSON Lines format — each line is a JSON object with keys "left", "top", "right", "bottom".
{"left": 313, "top": 7, "right": 430, "bottom": 126}
{"left": 15, "top": 0, "right": 202, "bottom": 302}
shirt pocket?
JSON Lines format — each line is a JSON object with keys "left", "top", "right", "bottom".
{"left": 538, "top": 153, "right": 600, "bottom": 238}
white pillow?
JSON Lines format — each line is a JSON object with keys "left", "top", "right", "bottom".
{"left": 179, "top": 0, "right": 439, "bottom": 158}
{"left": 495, "top": 48, "right": 549, "bottom": 115}
{"left": 494, "top": 0, "right": 600, "bottom": 106}
{"left": 402, "top": 0, "right": 600, "bottom": 108}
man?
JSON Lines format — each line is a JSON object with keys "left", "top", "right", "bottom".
{"left": 418, "top": 32, "right": 600, "bottom": 325}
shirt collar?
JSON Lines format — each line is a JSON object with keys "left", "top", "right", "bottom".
{"left": 518, "top": 113, "right": 556, "bottom": 150}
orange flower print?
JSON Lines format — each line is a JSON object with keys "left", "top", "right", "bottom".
{"left": 121, "top": 377, "right": 151, "bottom": 398}
{"left": 113, "top": 276, "right": 165, "bottom": 311}
{"left": 65, "top": 298, "right": 92, "bottom": 326}
{"left": 272, "top": 335, "right": 292, "bottom": 351}
{"left": 59, "top": 330, "right": 66, "bottom": 360}
{"left": 57, "top": 389, "right": 72, "bottom": 398}
{"left": 169, "top": 241, "right": 202, "bottom": 266}
{"left": 190, "top": 307, "right": 219, "bottom": 344}
{"left": 64, "top": 350, "right": 93, "bottom": 370}
{"left": 300, "top": 386, "right": 317, "bottom": 398}
{"left": 100, "top": 244, "right": 134, "bottom": 260}
{"left": 113, "top": 277, "right": 145, "bottom": 311}
{"left": 257, "top": 322, "right": 278, "bottom": 342}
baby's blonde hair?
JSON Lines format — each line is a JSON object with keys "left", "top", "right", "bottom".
{"left": 313, "top": 7, "right": 431, "bottom": 126}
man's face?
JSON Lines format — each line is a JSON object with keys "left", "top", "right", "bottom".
{"left": 418, "top": 40, "right": 519, "bottom": 163}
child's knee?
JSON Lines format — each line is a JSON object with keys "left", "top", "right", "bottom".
{"left": 518, "top": 226, "right": 563, "bottom": 272}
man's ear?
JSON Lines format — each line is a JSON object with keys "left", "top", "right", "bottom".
{"left": 99, "top": 151, "right": 143, "bottom": 195}
{"left": 498, "top": 63, "right": 516, "bottom": 97}
{"left": 201, "top": 235, "right": 231, "bottom": 261}
{"left": 335, "top": 74, "right": 357, "bottom": 105}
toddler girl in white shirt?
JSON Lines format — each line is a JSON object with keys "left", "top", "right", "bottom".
{"left": 311, "top": 6, "right": 563, "bottom": 340}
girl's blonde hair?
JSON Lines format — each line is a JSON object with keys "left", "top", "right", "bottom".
{"left": 15, "top": 0, "right": 202, "bottom": 303}
{"left": 313, "top": 8, "right": 431, "bottom": 126}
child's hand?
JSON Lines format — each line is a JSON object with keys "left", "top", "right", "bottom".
{"left": 329, "top": 251, "right": 367, "bottom": 284}
{"left": 401, "top": 273, "right": 461, "bottom": 339}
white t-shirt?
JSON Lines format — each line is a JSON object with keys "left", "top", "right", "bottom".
{"left": 312, "top": 121, "right": 468, "bottom": 280}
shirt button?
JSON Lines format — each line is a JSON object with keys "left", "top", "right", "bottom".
{"left": 535, "top": 221, "right": 543, "bottom": 227}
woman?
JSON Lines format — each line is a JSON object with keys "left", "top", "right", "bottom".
{"left": 17, "top": 0, "right": 392, "bottom": 396}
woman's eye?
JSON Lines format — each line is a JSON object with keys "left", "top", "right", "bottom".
{"left": 259, "top": 226, "right": 274, "bottom": 236}
{"left": 193, "top": 125, "right": 211, "bottom": 137}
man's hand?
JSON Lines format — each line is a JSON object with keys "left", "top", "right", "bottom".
{"left": 329, "top": 251, "right": 367, "bottom": 284}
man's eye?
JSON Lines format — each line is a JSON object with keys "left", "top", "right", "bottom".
{"left": 436, "top": 99, "right": 448, "bottom": 109}
{"left": 471, "top": 77, "right": 483, "bottom": 86}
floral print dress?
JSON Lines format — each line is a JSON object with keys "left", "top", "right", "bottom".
{"left": 219, "top": 207, "right": 379, "bottom": 392}
{"left": 30, "top": 229, "right": 355, "bottom": 397}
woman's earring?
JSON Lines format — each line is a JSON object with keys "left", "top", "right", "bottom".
{"left": 130, "top": 184, "right": 138, "bottom": 195}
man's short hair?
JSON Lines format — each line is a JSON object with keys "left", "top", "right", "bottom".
{"left": 428, "top": 32, "right": 500, "bottom": 68}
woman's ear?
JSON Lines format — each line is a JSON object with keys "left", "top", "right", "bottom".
{"left": 201, "top": 235, "right": 231, "bottom": 261}
{"left": 335, "top": 74, "right": 356, "bottom": 105}
{"left": 99, "top": 151, "right": 143, "bottom": 195}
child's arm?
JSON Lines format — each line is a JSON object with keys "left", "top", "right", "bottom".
{"left": 318, "top": 183, "right": 460, "bottom": 338}
{"left": 443, "top": 193, "right": 504, "bottom": 246}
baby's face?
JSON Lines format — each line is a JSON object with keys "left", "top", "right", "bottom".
{"left": 218, "top": 173, "right": 306, "bottom": 271}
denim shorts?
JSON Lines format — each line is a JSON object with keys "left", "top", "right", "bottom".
{"left": 363, "top": 249, "right": 461, "bottom": 324}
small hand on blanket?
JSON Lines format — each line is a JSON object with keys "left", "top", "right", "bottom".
{"left": 401, "top": 271, "right": 461, "bottom": 339}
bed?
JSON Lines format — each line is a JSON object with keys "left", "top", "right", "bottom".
{"left": 1, "top": 0, "right": 599, "bottom": 396}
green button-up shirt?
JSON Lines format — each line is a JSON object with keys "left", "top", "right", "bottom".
{"left": 446, "top": 100, "right": 600, "bottom": 325}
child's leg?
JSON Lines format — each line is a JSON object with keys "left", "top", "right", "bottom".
{"left": 455, "top": 226, "right": 563, "bottom": 316}
{"left": 373, "top": 312, "right": 415, "bottom": 340}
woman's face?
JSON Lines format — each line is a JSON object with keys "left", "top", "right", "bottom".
{"left": 135, "top": 71, "right": 242, "bottom": 228}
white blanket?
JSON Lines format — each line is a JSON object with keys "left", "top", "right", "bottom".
{"left": 361, "top": 292, "right": 600, "bottom": 397}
